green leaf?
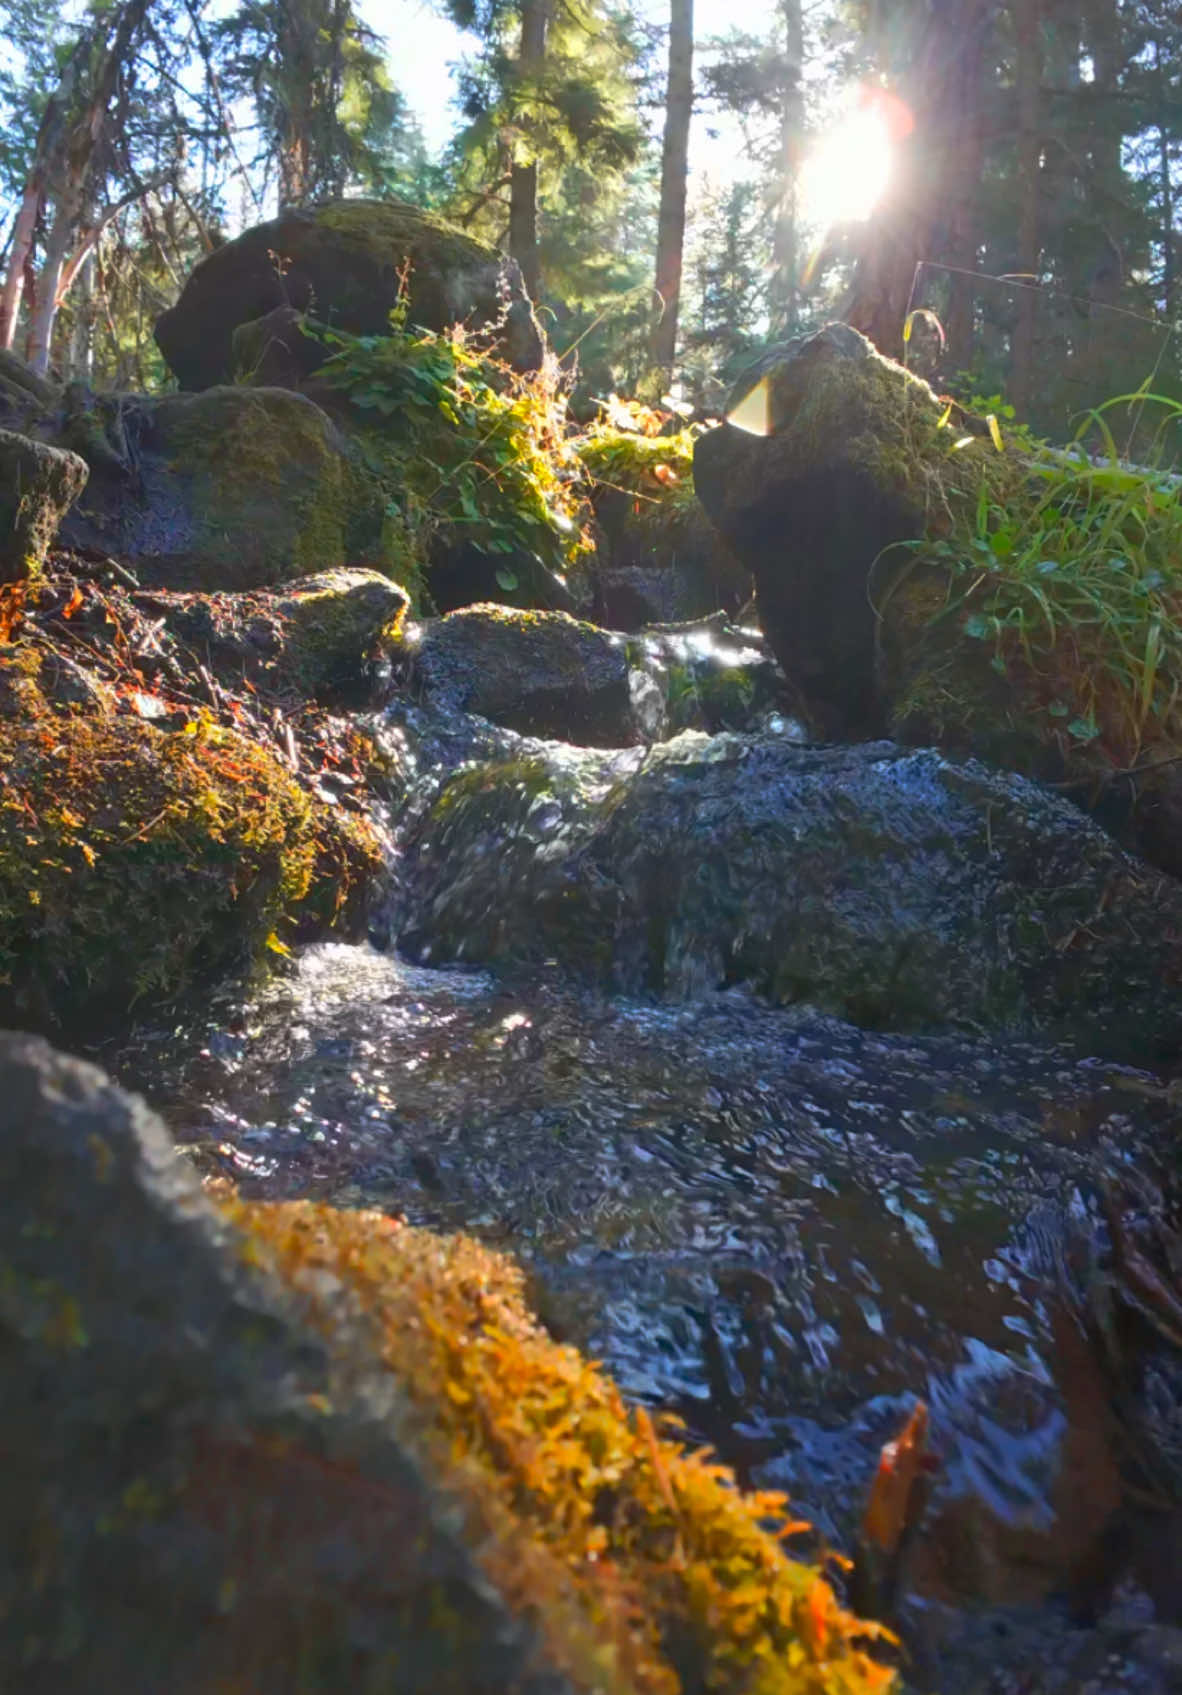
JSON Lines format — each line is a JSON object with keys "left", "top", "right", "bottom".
{"left": 495, "top": 568, "right": 519, "bottom": 592}
{"left": 963, "top": 613, "right": 991, "bottom": 639}
{"left": 1067, "top": 717, "right": 1100, "bottom": 742}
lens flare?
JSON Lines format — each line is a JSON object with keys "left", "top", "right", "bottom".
{"left": 798, "top": 90, "right": 910, "bottom": 232}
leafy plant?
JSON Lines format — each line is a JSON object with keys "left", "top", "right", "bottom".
{"left": 317, "top": 289, "right": 592, "bottom": 605}
{"left": 575, "top": 392, "right": 708, "bottom": 527}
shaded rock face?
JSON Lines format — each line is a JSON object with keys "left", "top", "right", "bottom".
{"left": 405, "top": 604, "right": 634, "bottom": 746}
{"left": 396, "top": 732, "right": 1182, "bottom": 1063}
{"left": 0, "top": 429, "right": 88, "bottom": 583}
{"left": 588, "top": 488, "right": 753, "bottom": 631}
{"left": 62, "top": 386, "right": 359, "bottom": 591}
{"left": 0, "top": 1031, "right": 567, "bottom": 1695}
{"left": 693, "top": 324, "right": 939, "bottom": 736}
{"left": 155, "top": 199, "right": 546, "bottom": 391}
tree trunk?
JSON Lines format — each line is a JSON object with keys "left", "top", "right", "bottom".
{"left": 509, "top": 0, "right": 548, "bottom": 301}
{"left": 1157, "top": 41, "right": 1176, "bottom": 318}
{"left": 769, "top": 0, "right": 804, "bottom": 336}
{"left": 650, "top": 0, "right": 694, "bottom": 381}
{"left": 1009, "top": 0, "right": 1043, "bottom": 420}
{"left": 844, "top": 0, "right": 997, "bottom": 360}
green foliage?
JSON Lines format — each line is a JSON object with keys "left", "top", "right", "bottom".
{"left": 899, "top": 388, "right": 1182, "bottom": 772}
{"left": 317, "top": 301, "right": 592, "bottom": 602}
{"left": 575, "top": 393, "right": 705, "bottom": 526}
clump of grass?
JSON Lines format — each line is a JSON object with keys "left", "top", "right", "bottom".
{"left": 890, "top": 388, "right": 1182, "bottom": 774}
{"left": 224, "top": 1198, "right": 896, "bottom": 1695}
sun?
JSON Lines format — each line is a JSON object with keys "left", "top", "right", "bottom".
{"left": 797, "top": 90, "right": 908, "bottom": 233}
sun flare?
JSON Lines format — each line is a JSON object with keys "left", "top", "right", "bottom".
{"left": 798, "top": 92, "right": 905, "bottom": 232}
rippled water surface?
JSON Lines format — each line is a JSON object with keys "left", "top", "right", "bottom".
{"left": 108, "top": 938, "right": 1182, "bottom": 1687}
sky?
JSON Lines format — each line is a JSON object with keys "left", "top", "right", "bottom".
{"left": 372, "top": 0, "right": 780, "bottom": 176}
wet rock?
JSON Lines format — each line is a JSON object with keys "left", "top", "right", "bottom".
{"left": 625, "top": 617, "right": 802, "bottom": 740}
{"left": 155, "top": 199, "right": 545, "bottom": 391}
{"left": 0, "top": 429, "right": 88, "bottom": 584}
{"left": 62, "top": 386, "right": 362, "bottom": 591}
{"left": 397, "top": 733, "right": 1182, "bottom": 1062}
{"left": 0, "top": 1031, "right": 570, "bottom": 1695}
{"left": 404, "top": 604, "right": 634, "bottom": 746}
{"left": 139, "top": 569, "right": 409, "bottom": 704}
{"left": 692, "top": 324, "right": 974, "bottom": 735}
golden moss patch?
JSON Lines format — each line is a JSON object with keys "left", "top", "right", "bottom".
{"left": 0, "top": 656, "right": 381, "bottom": 1031}
{"left": 223, "top": 1198, "right": 895, "bottom": 1695}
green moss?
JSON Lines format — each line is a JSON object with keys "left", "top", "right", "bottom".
{"left": 224, "top": 1199, "right": 897, "bottom": 1695}
{"left": 0, "top": 655, "right": 381, "bottom": 1033}
{"left": 158, "top": 388, "right": 353, "bottom": 587}
{"left": 312, "top": 198, "right": 493, "bottom": 285}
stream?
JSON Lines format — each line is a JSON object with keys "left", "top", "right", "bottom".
{"left": 96, "top": 623, "right": 1182, "bottom": 1693}
{"left": 109, "top": 931, "right": 1182, "bottom": 1692}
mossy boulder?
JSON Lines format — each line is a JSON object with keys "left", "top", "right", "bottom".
{"left": 589, "top": 488, "right": 752, "bottom": 629}
{"left": 0, "top": 429, "right": 88, "bottom": 584}
{"left": 155, "top": 198, "right": 546, "bottom": 392}
{"left": 404, "top": 603, "right": 635, "bottom": 745}
{"left": 0, "top": 649, "right": 381, "bottom": 1036}
{"left": 62, "top": 386, "right": 364, "bottom": 591}
{"left": 397, "top": 732, "right": 1182, "bottom": 1063}
{"left": 692, "top": 324, "right": 1029, "bottom": 735}
{"left": 0, "top": 1030, "right": 893, "bottom": 1694}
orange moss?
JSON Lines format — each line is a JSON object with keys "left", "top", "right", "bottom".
{"left": 221, "top": 1198, "right": 896, "bottom": 1695}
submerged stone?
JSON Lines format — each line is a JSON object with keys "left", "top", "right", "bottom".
{"left": 397, "top": 732, "right": 1182, "bottom": 1062}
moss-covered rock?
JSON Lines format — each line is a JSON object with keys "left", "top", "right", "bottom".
{"left": 64, "top": 386, "right": 367, "bottom": 591}
{"left": 692, "top": 324, "right": 1030, "bottom": 735}
{"left": 0, "top": 648, "right": 381, "bottom": 1035}
{"left": 397, "top": 732, "right": 1182, "bottom": 1063}
{"left": 155, "top": 198, "right": 545, "bottom": 392}
{"left": 0, "top": 1031, "right": 894, "bottom": 1694}
{"left": 405, "top": 603, "right": 634, "bottom": 745}
{"left": 0, "top": 429, "right": 88, "bottom": 584}
{"left": 275, "top": 568, "right": 410, "bottom": 698}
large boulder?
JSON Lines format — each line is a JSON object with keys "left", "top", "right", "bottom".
{"left": 0, "top": 429, "right": 87, "bottom": 583}
{"left": 0, "top": 1030, "right": 890, "bottom": 1693}
{"left": 397, "top": 732, "right": 1182, "bottom": 1063}
{"left": 155, "top": 200, "right": 546, "bottom": 391}
{"left": 62, "top": 386, "right": 364, "bottom": 591}
{"left": 692, "top": 324, "right": 1022, "bottom": 736}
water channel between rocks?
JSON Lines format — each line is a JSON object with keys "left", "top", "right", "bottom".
{"left": 111, "top": 935, "right": 1182, "bottom": 1694}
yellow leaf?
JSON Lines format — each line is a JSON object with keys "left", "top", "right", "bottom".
{"left": 986, "top": 412, "right": 1004, "bottom": 451}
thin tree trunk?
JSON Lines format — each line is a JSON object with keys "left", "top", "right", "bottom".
{"left": 509, "top": 0, "right": 548, "bottom": 301}
{"left": 1009, "top": 0, "right": 1042, "bottom": 420}
{"left": 1158, "top": 42, "right": 1176, "bottom": 317}
{"left": 650, "top": 0, "right": 694, "bottom": 381}
{"left": 769, "top": 0, "right": 803, "bottom": 336}
{"left": 4, "top": 0, "right": 153, "bottom": 375}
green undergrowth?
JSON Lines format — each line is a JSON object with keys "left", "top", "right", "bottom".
{"left": 575, "top": 394, "right": 706, "bottom": 530}
{"left": 317, "top": 299, "right": 591, "bottom": 609}
{"left": 0, "top": 649, "right": 381, "bottom": 1033}
{"left": 881, "top": 388, "right": 1182, "bottom": 782}
{"left": 225, "top": 1197, "right": 896, "bottom": 1695}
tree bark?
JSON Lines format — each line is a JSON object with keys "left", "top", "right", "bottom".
{"left": 1009, "top": 0, "right": 1043, "bottom": 420}
{"left": 650, "top": 0, "right": 694, "bottom": 381}
{"left": 844, "top": 0, "right": 997, "bottom": 360}
{"left": 769, "top": 0, "right": 804, "bottom": 336}
{"left": 509, "top": 0, "right": 548, "bottom": 301}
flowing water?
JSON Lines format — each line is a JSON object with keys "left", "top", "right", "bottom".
{"left": 109, "top": 932, "right": 1182, "bottom": 1692}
